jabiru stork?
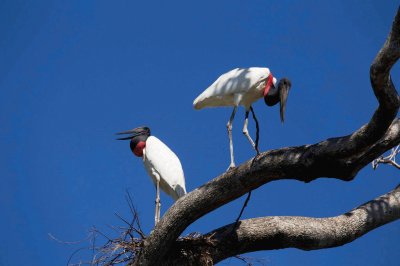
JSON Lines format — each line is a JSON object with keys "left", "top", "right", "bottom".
{"left": 116, "top": 126, "right": 187, "bottom": 225}
{"left": 193, "top": 67, "right": 291, "bottom": 169}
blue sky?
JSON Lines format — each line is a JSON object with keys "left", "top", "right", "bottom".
{"left": 0, "top": 1, "right": 399, "bottom": 265}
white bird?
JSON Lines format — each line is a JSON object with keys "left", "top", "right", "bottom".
{"left": 193, "top": 67, "right": 292, "bottom": 169}
{"left": 116, "top": 126, "right": 186, "bottom": 225}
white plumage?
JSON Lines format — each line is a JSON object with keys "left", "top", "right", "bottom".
{"left": 116, "top": 126, "right": 187, "bottom": 225}
{"left": 142, "top": 136, "right": 186, "bottom": 201}
{"left": 193, "top": 67, "right": 291, "bottom": 169}
{"left": 193, "top": 67, "right": 277, "bottom": 109}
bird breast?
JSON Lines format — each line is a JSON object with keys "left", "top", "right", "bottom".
{"left": 142, "top": 136, "right": 186, "bottom": 200}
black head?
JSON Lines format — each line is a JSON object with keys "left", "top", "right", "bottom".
{"left": 277, "top": 78, "right": 292, "bottom": 123}
{"left": 116, "top": 126, "right": 151, "bottom": 140}
{"left": 116, "top": 126, "right": 151, "bottom": 157}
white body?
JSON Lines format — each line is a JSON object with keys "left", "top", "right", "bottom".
{"left": 142, "top": 136, "right": 186, "bottom": 201}
{"left": 193, "top": 67, "right": 277, "bottom": 110}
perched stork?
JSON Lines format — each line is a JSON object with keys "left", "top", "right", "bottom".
{"left": 193, "top": 67, "right": 291, "bottom": 169}
{"left": 116, "top": 126, "right": 187, "bottom": 225}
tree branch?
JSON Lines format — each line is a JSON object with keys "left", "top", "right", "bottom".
{"left": 373, "top": 145, "right": 400, "bottom": 169}
{"left": 311, "top": 7, "right": 400, "bottom": 158}
{"left": 157, "top": 183, "right": 400, "bottom": 265}
{"left": 133, "top": 8, "right": 400, "bottom": 265}
{"left": 376, "top": 157, "right": 400, "bottom": 169}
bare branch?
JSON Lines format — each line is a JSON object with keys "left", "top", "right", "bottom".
{"left": 316, "top": 7, "right": 400, "bottom": 157}
{"left": 131, "top": 183, "right": 400, "bottom": 265}
{"left": 373, "top": 145, "right": 400, "bottom": 169}
{"left": 61, "top": 193, "right": 145, "bottom": 266}
{"left": 205, "top": 183, "right": 400, "bottom": 264}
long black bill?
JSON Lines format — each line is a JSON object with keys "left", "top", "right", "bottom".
{"left": 279, "top": 78, "right": 291, "bottom": 123}
{"left": 115, "top": 129, "right": 135, "bottom": 140}
{"left": 116, "top": 135, "right": 134, "bottom": 140}
{"left": 115, "top": 126, "right": 151, "bottom": 140}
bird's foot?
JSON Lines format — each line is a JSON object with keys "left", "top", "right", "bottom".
{"left": 254, "top": 152, "right": 261, "bottom": 161}
{"left": 250, "top": 152, "right": 263, "bottom": 167}
{"left": 226, "top": 164, "right": 236, "bottom": 171}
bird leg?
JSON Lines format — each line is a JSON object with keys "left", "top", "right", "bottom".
{"left": 227, "top": 106, "right": 237, "bottom": 169}
{"left": 234, "top": 190, "right": 252, "bottom": 229}
{"left": 250, "top": 106, "right": 260, "bottom": 154}
{"left": 155, "top": 179, "right": 161, "bottom": 226}
{"left": 243, "top": 110, "right": 257, "bottom": 152}
{"left": 235, "top": 107, "right": 260, "bottom": 225}
{"left": 243, "top": 107, "right": 260, "bottom": 154}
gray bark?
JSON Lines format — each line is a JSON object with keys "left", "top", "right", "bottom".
{"left": 208, "top": 184, "right": 400, "bottom": 264}
{"left": 155, "top": 184, "right": 400, "bottom": 265}
{"left": 132, "top": 8, "right": 400, "bottom": 266}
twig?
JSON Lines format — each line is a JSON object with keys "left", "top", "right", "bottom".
{"left": 55, "top": 191, "right": 147, "bottom": 265}
{"left": 48, "top": 232, "right": 94, "bottom": 245}
{"left": 234, "top": 255, "right": 267, "bottom": 266}
{"left": 372, "top": 145, "right": 400, "bottom": 169}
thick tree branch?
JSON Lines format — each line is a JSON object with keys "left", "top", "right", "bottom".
{"left": 158, "top": 184, "right": 400, "bottom": 265}
{"left": 133, "top": 8, "right": 400, "bottom": 265}
{"left": 313, "top": 8, "right": 400, "bottom": 158}
{"left": 208, "top": 184, "right": 400, "bottom": 264}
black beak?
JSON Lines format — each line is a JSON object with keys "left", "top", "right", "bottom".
{"left": 116, "top": 129, "right": 138, "bottom": 140}
{"left": 115, "top": 126, "right": 151, "bottom": 140}
{"left": 279, "top": 78, "right": 291, "bottom": 123}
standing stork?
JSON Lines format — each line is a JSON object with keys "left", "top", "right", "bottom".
{"left": 116, "top": 126, "right": 187, "bottom": 225}
{"left": 193, "top": 67, "right": 291, "bottom": 169}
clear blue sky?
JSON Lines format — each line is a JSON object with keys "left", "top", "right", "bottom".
{"left": 1, "top": 1, "right": 399, "bottom": 265}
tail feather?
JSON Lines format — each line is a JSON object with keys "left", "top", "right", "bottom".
{"left": 172, "top": 184, "right": 187, "bottom": 201}
{"left": 193, "top": 95, "right": 205, "bottom": 109}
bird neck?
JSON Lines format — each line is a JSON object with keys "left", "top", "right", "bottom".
{"left": 263, "top": 74, "right": 275, "bottom": 97}
{"left": 130, "top": 135, "right": 148, "bottom": 157}
{"left": 133, "top": 142, "right": 146, "bottom": 157}
{"left": 264, "top": 84, "right": 280, "bottom": 106}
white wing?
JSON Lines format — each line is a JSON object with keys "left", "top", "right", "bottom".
{"left": 143, "top": 136, "right": 186, "bottom": 201}
{"left": 193, "top": 67, "right": 271, "bottom": 109}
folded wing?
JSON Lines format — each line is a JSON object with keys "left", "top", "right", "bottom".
{"left": 193, "top": 67, "right": 270, "bottom": 109}
{"left": 143, "top": 136, "right": 186, "bottom": 201}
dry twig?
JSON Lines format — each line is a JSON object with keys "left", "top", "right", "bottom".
{"left": 372, "top": 145, "right": 400, "bottom": 169}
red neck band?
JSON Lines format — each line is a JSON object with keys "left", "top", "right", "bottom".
{"left": 263, "top": 73, "right": 274, "bottom": 96}
{"left": 133, "top": 141, "right": 146, "bottom": 157}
